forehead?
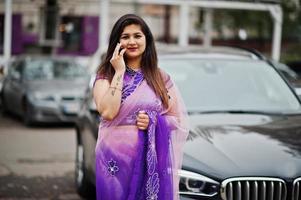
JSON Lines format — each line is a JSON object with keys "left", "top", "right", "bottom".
{"left": 122, "top": 24, "right": 143, "bottom": 34}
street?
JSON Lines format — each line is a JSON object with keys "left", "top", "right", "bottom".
{"left": 0, "top": 113, "right": 82, "bottom": 199}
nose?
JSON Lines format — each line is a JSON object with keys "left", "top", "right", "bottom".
{"left": 128, "top": 36, "right": 136, "bottom": 45}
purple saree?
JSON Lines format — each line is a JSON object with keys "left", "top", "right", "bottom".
{"left": 95, "top": 68, "right": 188, "bottom": 200}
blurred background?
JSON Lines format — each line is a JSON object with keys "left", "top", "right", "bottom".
{"left": 0, "top": 0, "right": 300, "bottom": 63}
{"left": 0, "top": 0, "right": 300, "bottom": 199}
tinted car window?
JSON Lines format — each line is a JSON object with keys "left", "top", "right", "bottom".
{"left": 8, "top": 61, "right": 23, "bottom": 79}
{"left": 159, "top": 58, "right": 300, "bottom": 112}
{"left": 23, "top": 59, "right": 87, "bottom": 80}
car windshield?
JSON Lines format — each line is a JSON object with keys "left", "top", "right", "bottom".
{"left": 159, "top": 57, "right": 301, "bottom": 113}
{"left": 24, "top": 59, "right": 87, "bottom": 80}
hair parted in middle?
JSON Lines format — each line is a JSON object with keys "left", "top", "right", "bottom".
{"left": 97, "top": 14, "right": 169, "bottom": 108}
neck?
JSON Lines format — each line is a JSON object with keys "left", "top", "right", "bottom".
{"left": 126, "top": 57, "right": 141, "bottom": 71}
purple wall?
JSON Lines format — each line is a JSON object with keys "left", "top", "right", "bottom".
{"left": 1, "top": 14, "right": 99, "bottom": 56}
{"left": 0, "top": 14, "right": 23, "bottom": 54}
{"left": 57, "top": 16, "right": 99, "bottom": 56}
{"left": 12, "top": 14, "right": 23, "bottom": 54}
{"left": 81, "top": 16, "right": 99, "bottom": 55}
{"left": 22, "top": 32, "right": 38, "bottom": 45}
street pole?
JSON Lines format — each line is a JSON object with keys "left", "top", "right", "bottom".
{"left": 4, "top": 0, "right": 12, "bottom": 66}
{"left": 270, "top": 6, "right": 283, "bottom": 61}
{"left": 99, "top": 0, "right": 109, "bottom": 54}
{"left": 204, "top": 8, "right": 213, "bottom": 48}
{"left": 179, "top": 3, "right": 189, "bottom": 47}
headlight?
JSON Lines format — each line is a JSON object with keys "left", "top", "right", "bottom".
{"left": 32, "top": 92, "right": 55, "bottom": 101}
{"left": 179, "top": 170, "right": 219, "bottom": 197}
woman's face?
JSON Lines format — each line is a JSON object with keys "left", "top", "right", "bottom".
{"left": 119, "top": 24, "right": 146, "bottom": 60}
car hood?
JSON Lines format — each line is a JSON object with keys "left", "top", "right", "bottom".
{"left": 26, "top": 79, "right": 87, "bottom": 96}
{"left": 183, "top": 113, "right": 301, "bottom": 181}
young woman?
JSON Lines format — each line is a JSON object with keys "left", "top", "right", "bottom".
{"left": 93, "top": 14, "right": 188, "bottom": 200}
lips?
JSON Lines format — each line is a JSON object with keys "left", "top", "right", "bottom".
{"left": 127, "top": 47, "right": 138, "bottom": 52}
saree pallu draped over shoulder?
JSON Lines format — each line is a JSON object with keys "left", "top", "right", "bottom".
{"left": 95, "top": 71, "right": 189, "bottom": 200}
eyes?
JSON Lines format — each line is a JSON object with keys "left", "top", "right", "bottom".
{"left": 120, "top": 34, "right": 143, "bottom": 40}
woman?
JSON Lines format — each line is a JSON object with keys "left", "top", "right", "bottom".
{"left": 93, "top": 14, "right": 188, "bottom": 200}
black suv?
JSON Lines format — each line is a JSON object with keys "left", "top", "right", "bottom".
{"left": 75, "top": 46, "right": 301, "bottom": 200}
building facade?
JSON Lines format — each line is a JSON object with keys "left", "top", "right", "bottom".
{"left": 0, "top": 0, "right": 200, "bottom": 56}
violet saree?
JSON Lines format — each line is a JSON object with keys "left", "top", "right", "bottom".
{"left": 95, "top": 68, "right": 188, "bottom": 200}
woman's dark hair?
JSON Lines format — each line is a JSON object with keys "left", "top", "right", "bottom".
{"left": 96, "top": 14, "right": 169, "bottom": 108}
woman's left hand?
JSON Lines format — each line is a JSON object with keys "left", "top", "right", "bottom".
{"left": 136, "top": 111, "right": 150, "bottom": 130}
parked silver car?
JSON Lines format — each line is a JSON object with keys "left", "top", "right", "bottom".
{"left": 1, "top": 56, "right": 89, "bottom": 125}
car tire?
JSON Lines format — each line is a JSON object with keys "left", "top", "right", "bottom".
{"left": 0, "top": 92, "right": 8, "bottom": 114}
{"left": 75, "top": 138, "right": 95, "bottom": 198}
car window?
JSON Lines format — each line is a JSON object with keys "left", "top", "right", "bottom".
{"left": 280, "top": 70, "right": 296, "bottom": 82}
{"left": 159, "top": 58, "right": 301, "bottom": 112}
{"left": 274, "top": 63, "right": 299, "bottom": 82}
{"left": 8, "top": 61, "right": 23, "bottom": 79}
{"left": 23, "top": 59, "right": 87, "bottom": 80}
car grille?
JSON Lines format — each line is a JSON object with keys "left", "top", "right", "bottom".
{"left": 221, "top": 177, "right": 287, "bottom": 200}
{"left": 61, "top": 96, "right": 76, "bottom": 101}
{"left": 293, "top": 178, "right": 301, "bottom": 200}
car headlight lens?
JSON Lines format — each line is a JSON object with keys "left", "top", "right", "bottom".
{"left": 179, "top": 170, "right": 219, "bottom": 197}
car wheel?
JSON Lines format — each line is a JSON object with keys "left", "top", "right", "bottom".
{"left": 0, "top": 92, "right": 8, "bottom": 114}
{"left": 22, "top": 99, "right": 33, "bottom": 126}
{"left": 75, "top": 138, "right": 95, "bottom": 198}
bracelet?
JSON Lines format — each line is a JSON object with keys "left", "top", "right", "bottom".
{"left": 109, "top": 86, "right": 122, "bottom": 91}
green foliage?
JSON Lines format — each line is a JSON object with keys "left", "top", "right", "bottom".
{"left": 213, "top": 10, "right": 272, "bottom": 39}
{"left": 197, "top": 0, "right": 300, "bottom": 40}
{"left": 281, "top": 0, "right": 301, "bottom": 39}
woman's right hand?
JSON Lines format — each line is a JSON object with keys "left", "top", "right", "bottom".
{"left": 110, "top": 43, "right": 127, "bottom": 73}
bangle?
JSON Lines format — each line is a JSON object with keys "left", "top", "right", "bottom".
{"left": 109, "top": 86, "right": 122, "bottom": 91}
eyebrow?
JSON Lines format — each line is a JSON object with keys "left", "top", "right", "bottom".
{"left": 121, "top": 32, "right": 143, "bottom": 36}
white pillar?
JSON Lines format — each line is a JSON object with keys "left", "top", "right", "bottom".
{"left": 203, "top": 8, "right": 213, "bottom": 48}
{"left": 178, "top": 4, "right": 189, "bottom": 47}
{"left": 4, "top": 0, "right": 12, "bottom": 64}
{"left": 270, "top": 6, "right": 283, "bottom": 61}
{"left": 99, "top": 0, "right": 109, "bottom": 54}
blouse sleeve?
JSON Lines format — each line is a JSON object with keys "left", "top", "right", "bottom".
{"left": 93, "top": 73, "right": 108, "bottom": 88}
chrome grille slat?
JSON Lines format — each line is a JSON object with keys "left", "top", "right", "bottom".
{"left": 228, "top": 182, "right": 233, "bottom": 200}
{"left": 221, "top": 178, "right": 286, "bottom": 200}
{"left": 245, "top": 181, "right": 250, "bottom": 200}
{"left": 254, "top": 181, "right": 258, "bottom": 200}
{"left": 269, "top": 181, "right": 274, "bottom": 200}
{"left": 296, "top": 182, "right": 299, "bottom": 200}
{"left": 293, "top": 178, "right": 301, "bottom": 200}
{"left": 261, "top": 181, "right": 267, "bottom": 200}
{"left": 276, "top": 182, "right": 282, "bottom": 200}
{"left": 236, "top": 182, "right": 242, "bottom": 200}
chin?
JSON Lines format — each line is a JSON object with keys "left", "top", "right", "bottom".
{"left": 126, "top": 53, "right": 142, "bottom": 59}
